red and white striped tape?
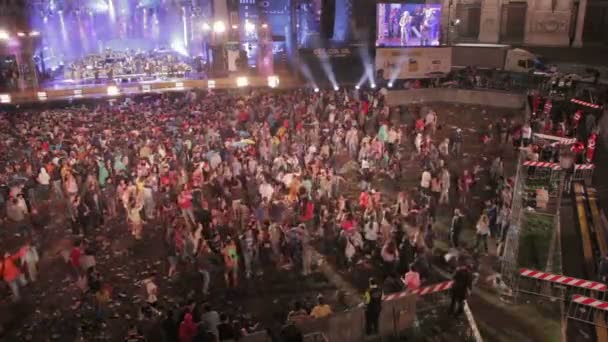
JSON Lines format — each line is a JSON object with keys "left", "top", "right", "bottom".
{"left": 533, "top": 133, "right": 577, "bottom": 145}
{"left": 522, "top": 161, "right": 561, "bottom": 169}
{"left": 571, "top": 98, "right": 602, "bottom": 109}
{"left": 522, "top": 161, "right": 595, "bottom": 170}
{"left": 411, "top": 281, "right": 454, "bottom": 296}
{"left": 572, "top": 295, "right": 608, "bottom": 311}
{"left": 383, "top": 281, "right": 454, "bottom": 301}
{"left": 520, "top": 268, "right": 607, "bottom": 291}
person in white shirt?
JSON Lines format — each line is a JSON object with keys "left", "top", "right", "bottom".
{"left": 439, "top": 167, "right": 451, "bottom": 205}
{"left": 420, "top": 169, "right": 432, "bottom": 194}
{"left": 522, "top": 122, "right": 532, "bottom": 146}
{"left": 364, "top": 217, "right": 379, "bottom": 253}
{"left": 414, "top": 133, "right": 423, "bottom": 154}
{"left": 37, "top": 168, "right": 50, "bottom": 185}
{"left": 258, "top": 179, "right": 274, "bottom": 202}
{"left": 425, "top": 110, "right": 437, "bottom": 135}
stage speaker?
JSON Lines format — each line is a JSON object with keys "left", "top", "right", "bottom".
{"left": 321, "top": 0, "right": 336, "bottom": 39}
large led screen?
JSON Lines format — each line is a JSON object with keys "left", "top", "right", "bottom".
{"left": 376, "top": 3, "right": 442, "bottom": 47}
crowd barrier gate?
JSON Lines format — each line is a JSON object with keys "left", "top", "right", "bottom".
{"left": 517, "top": 268, "right": 607, "bottom": 303}
{"left": 568, "top": 295, "right": 608, "bottom": 329}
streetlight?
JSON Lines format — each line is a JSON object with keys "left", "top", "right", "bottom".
{"left": 213, "top": 21, "right": 226, "bottom": 33}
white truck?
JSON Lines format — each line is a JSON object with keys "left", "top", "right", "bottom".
{"left": 451, "top": 44, "right": 544, "bottom": 73}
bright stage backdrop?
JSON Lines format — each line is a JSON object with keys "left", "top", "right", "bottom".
{"left": 29, "top": 0, "right": 214, "bottom": 68}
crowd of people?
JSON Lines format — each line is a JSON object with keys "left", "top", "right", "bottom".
{"left": 0, "top": 85, "right": 524, "bottom": 341}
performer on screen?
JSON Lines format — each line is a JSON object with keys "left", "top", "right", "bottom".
{"left": 399, "top": 11, "right": 412, "bottom": 45}
{"left": 420, "top": 8, "right": 439, "bottom": 46}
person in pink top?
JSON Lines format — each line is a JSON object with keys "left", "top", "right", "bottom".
{"left": 402, "top": 264, "right": 421, "bottom": 291}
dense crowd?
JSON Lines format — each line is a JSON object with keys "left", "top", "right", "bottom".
{"left": 0, "top": 86, "right": 524, "bottom": 341}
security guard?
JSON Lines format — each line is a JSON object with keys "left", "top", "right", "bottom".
{"left": 364, "top": 277, "right": 383, "bottom": 335}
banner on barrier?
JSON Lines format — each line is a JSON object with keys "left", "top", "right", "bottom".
{"left": 376, "top": 47, "right": 452, "bottom": 79}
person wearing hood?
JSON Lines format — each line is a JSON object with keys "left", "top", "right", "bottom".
{"left": 179, "top": 313, "right": 197, "bottom": 342}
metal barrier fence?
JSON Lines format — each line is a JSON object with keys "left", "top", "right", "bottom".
{"left": 568, "top": 295, "right": 608, "bottom": 329}
{"left": 500, "top": 150, "right": 527, "bottom": 290}
{"left": 517, "top": 268, "right": 607, "bottom": 302}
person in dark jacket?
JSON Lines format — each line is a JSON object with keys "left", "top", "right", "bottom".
{"left": 449, "top": 263, "right": 473, "bottom": 316}
{"left": 449, "top": 208, "right": 464, "bottom": 248}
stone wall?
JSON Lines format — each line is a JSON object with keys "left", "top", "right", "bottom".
{"left": 386, "top": 88, "right": 526, "bottom": 109}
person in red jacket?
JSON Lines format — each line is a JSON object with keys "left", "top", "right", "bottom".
{"left": 1, "top": 247, "right": 28, "bottom": 301}
{"left": 178, "top": 313, "right": 197, "bottom": 342}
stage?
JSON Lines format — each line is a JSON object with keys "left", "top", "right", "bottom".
{"left": 0, "top": 75, "right": 299, "bottom": 105}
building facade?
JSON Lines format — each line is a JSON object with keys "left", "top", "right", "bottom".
{"left": 440, "top": 0, "right": 608, "bottom": 46}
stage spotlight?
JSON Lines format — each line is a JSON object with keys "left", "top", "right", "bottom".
{"left": 355, "top": 85, "right": 360, "bottom": 90}
{"left": 236, "top": 76, "right": 249, "bottom": 87}
{"left": 231, "top": 25, "right": 238, "bottom": 30}
{"left": 29, "top": 31, "right": 40, "bottom": 37}
{"left": 0, "top": 94, "right": 11, "bottom": 104}
{"left": 314, "top": 88, "right": 320, "bottom": 93}
{"left": 371, "top": 83, "right": 376, "bottom": 89}
{"left": 388, "top": 82, "right": 394, "bottom": 88}
{"left": 261, "top": 23, "right": 268, "bottom": 29}
{"left": 334, "top": 86, "right": 339, "bottom": 91}
{"left": 213, "top": 21, "right": 226, "bottom": 33}
{"left": 268, "top": 75, "right": 280, "bottom": 88}
{"left": 0, "top": 30, "right": 9, "bottom": 41}
{"left": 245, "top": 21, "right": 255, "bottom": 33}
{"left": 202, "top": 23, "right": 211, "bottom": 31}
{"left": 107, "top": 85, "right": 120, "bottom": 96}
{"left": 17, "top": 32, "right": 25, "bottom": 37}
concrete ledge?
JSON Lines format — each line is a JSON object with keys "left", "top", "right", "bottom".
{"left": 386, "top": 89, "right": 526, "bottom": 109}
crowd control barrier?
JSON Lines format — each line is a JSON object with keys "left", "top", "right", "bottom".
{"left": 240, "top": 330, "right": 271, "bottom": 342}
{"left": 295, "top": 306, "right": 366, "bottom": 342}
{"left": 518, "top": 268, "right": 607, "bottom": 302}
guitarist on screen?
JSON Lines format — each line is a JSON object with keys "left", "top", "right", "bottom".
{"left": 399, "top": 11, "right": 412, "bottom": 45}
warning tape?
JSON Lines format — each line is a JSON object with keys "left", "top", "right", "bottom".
{"left": 383, "top": 281, "right": 454, "bottom": 301}
{"left": 572, "top": 294, "right": 608, "bottom": 311}
{"left": 520, "top": 268, "right": 607, "bottom": 291}
{"left": 533, "top": 133, "right": 577, "bottom": 145}
{"left": 571, "top": 98, "right": 602, "bottom": 109}
{"left": 521, "top": 161, "right": 595, "bottom": 170}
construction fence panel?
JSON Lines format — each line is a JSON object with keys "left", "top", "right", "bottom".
{"left": 295, "top": 306, "right": 366, "bottom": 342}
{"left": 381, "top": 293, "right": 417, "bottom": 336}
{"left": 241, "top": 330, "right": 271, "bottom": 342}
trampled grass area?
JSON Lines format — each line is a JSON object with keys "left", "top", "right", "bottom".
{"left": 517, "top": 212, "right": 554, "bottom": 270}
